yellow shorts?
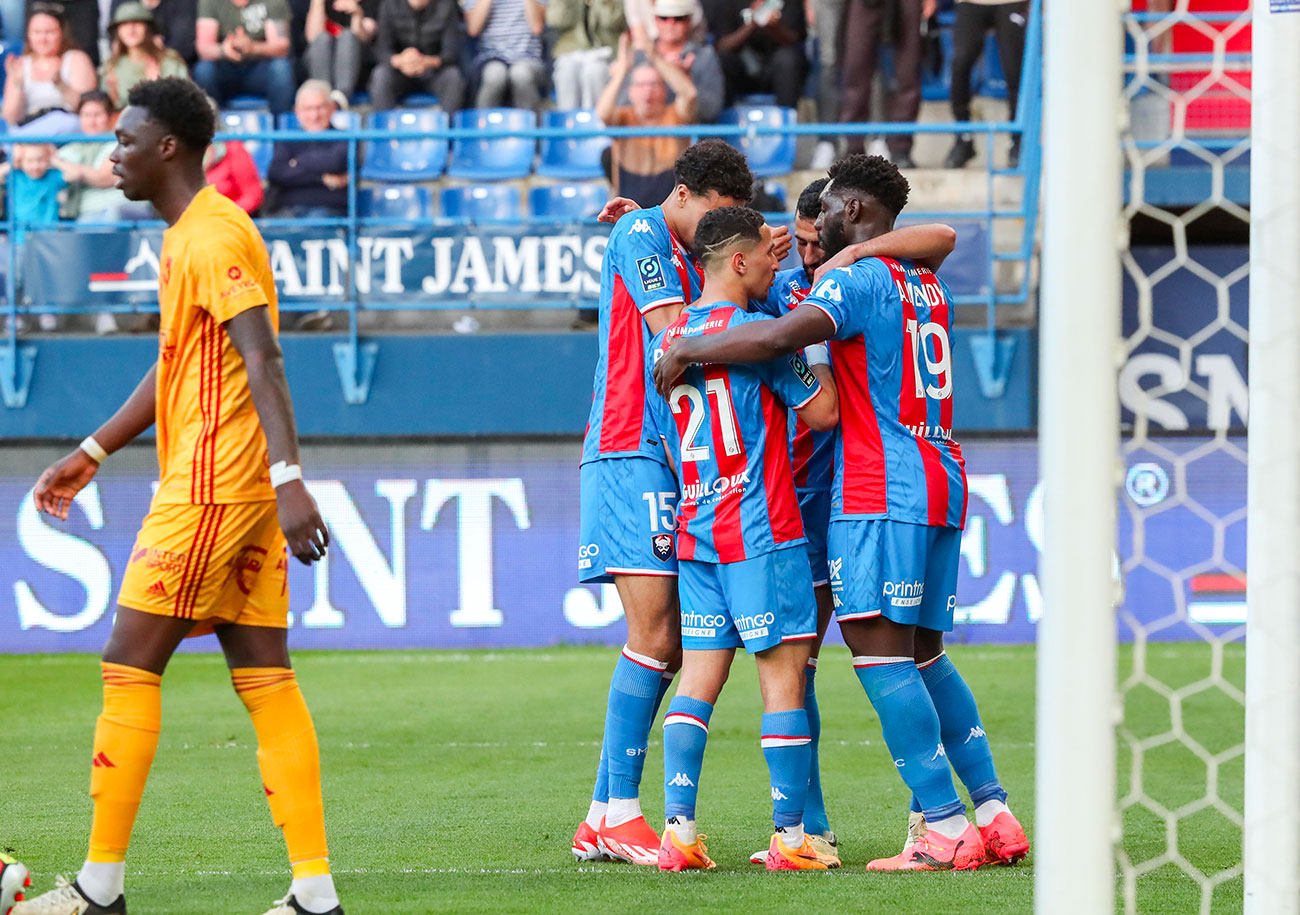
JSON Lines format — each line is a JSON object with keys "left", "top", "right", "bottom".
{"left": 118, "top": 501, "right": 289, "bottom": 636}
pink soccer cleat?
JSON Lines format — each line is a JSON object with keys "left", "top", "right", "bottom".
{"left": 979, "top": 811, "right": 1029, "bottom": 865}
{"left": 598, "top": 816, "right": 661, "bottom": 866}
{"left": 866, "top": 822, "right": 985, "bottom": 871}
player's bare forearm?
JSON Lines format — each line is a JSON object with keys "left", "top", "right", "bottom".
{"left": 815, "top": 224, "right": 956, "bottom": 281}
{"left": 652, "top": 306, "right": 834, "bottom": 397}
{"left": 225, "top": 306, "right": 301, "bottom": 466}
{"left": 93, "top": 362, "right": 158, "bottom": 452}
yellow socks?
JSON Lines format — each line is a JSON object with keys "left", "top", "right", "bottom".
{"left": 231, "top": 668, "right": 330, "bottom": 873}
{"left": 88, "top": 662, "right": 162, "bottom": 865}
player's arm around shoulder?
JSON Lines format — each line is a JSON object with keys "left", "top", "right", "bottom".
{"left": 223, "top": 307, "right": 330, "bottom": 566}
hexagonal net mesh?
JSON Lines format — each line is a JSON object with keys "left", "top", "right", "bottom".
{"left": 1118, "top": 3, "right": 1249, "bottom": 912}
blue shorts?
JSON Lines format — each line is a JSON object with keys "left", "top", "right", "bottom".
{"left": 578, "top": 457, "right": 679, "bottom": 583}
{"left": 827, "top": 519, "right": 961, "bottom": 632}
{"left": 678, "top": 547, "right": 818, "bottom": 654}
{"left": 798, "top": 488, "right": 831, "bottom": 586}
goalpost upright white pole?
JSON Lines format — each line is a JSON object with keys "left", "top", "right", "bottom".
{"left": 1035, "top": 0, "right": 1122, "bottom": 912}
{"left": 1244, "top": 4, "right": 1300, "bottom": 912}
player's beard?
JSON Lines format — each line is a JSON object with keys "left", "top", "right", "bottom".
{"left": 819, "top": 218, "right": 849, "bottom": 260}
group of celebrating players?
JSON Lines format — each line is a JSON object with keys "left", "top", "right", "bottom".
{"left": 572, "top": 139, "right": 1031, "bottom": 872}
{"left": 2, "top": 75, "right": 1031, "bottom": 915}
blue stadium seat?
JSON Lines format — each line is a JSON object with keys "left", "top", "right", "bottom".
{"left": 537, "top": 109, "right": 609, "bottom": 180}
{"left": 361, "top": 109, "right": 449, "bottom": 182}
{"left": 897, "top": 217, "right": 991, "bottom": 298}
{"left": 218, "top": 110, "right": 274, "bottom": 176}
{"left": 226, "top": 95, "right": 268, "bottom": 111}
{"left": 277, "top": 110, "right": 362, "bottom": 132}
{"left": 448, "top": 108, "right": 536, "bottom": 180}
{"left": 359, "top": 185, "right": 433, "bottom": 221}
{"left": 528, "top": 183, "right": 607, "bottom": 220}
{"left": 404, "top": 93, "right": 438, "bottom": 108}
{"left": 440, "top": 185, "right": 522, "bottom": 221}
{"left": 720, "top": 106, "right": 797, "bottom": 178}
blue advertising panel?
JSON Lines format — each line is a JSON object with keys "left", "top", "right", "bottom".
{"left": 0, "top": 438, "right": 1244, "bottom": 654}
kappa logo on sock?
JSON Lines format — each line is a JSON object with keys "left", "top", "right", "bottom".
{"left": 92, "top": 751, "right": 115, "bottom": 768}
{"left": 771, "top": 787, "right": 788, "bottom": 801}
{"left": 667, "top": 772, "right": 695, "bottom": 788}
{"left": 964, "top": 726, "right": 986, "bottom": 744}
{"left": 930, "top": 743, "right": 947, "bottom": 762}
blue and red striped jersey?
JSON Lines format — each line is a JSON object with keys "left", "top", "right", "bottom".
{"left": 647, "top": 302, "right": 823, "bottom": 564}
{"left": 581, "top": 206, "right": 703, "bottom": 466}
{"left": 756, "top": 265, "right": 835, "bottom": 494}
{"left": 801, "top": 256, "right": 968, "bottom": 529}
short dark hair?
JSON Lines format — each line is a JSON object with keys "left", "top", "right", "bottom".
{"left": 795, "top": 177, "right": 830, "bottom": 220}
{"left": 826, "top": 154, "right": 909, "bottom": 216}
{"left": 78, "top": 89, "right": 112, "bottom": 113}
{"left": 694, "top": 206, "right": 765, "bottom": 269}
{"left": 126, "top": 77, "right": 215, "bottom": 152}
{"left": 673, "top": 139, "right": 754, "bottom": 204}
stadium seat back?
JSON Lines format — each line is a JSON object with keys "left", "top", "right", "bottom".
{"left": 219, "top": 110, "right": 274, "bottom": 176}
{"left": 528, "top": 183, "right": 607, "bottom": 220}
{"left": 897, "top": 216, "right": 991, "bottom": 298}
{"left": 721, "top": 106, "right": 797, "bottom": 178}
{"left": 439, "top": 185, "right": 522, "bottom": 222}
{"left": 448, "top": 108, "right": 537, "bottom": 180}
{"left": 359, "top": 185, "right": 433, "bottom": 221}
{"left": 361, "top": 109, "right": 449, "bottom": 182}
{"left": 537, "top": 109, "right": 609, "bottom": 180}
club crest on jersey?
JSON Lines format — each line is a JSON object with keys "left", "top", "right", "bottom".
{"left": 652, "top": 533, "right": 674, "bottom": 561}
{"left": 637, "top": 255, "right": 667, "bottom": 292}
{"left": 789, "top": 353, "right": 816, "bottom": 388}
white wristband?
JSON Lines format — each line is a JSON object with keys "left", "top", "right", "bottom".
{"left": 269, "top": 461, "right": 303, "bottom": 488}
{"left": 80, "top": 435, "right": 108, "bottom": 463}
{"left": 803, "top": 343, "right": 830, "bottom": 366}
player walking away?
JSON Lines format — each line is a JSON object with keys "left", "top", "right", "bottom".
{"left": 19, "top": 78, "right": 342, "bottom": 915}
{"left": 572, "top": 140, "right": 757, "bottom": 866}
{"left": 747, "top": 177, "right": 958, "bottom": 867}
{"left": 652, "top": 155, "right": 1029, "bottom": 872}
{"left": 646, "top": 207, "right": 841, "bottom": 872}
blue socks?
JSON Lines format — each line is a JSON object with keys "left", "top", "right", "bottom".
{"left": 803, "top": 661, "right": 830, "bottom": 835}
{"left": 591, "top": 668, "right": 674, "bottom": 807}
{"left": 761, "top": 709, "right": 811, "bottom": 830}
{"left": 853, "top": 657, "right": 965, "bottom": 823}
{"left": 603, "top": 647, "right": 670, "bottom": 802}
{"left": 918, "top": 651, "right": 1007, "bottom": 807}
{"left": 663, "top": 696, "right": 713, "bottom": 820}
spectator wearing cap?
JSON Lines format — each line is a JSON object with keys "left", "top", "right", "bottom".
{"left": 624, "top": 0, "right": 704, "bottom": 45}
{"left": 839, "top": 0, "right": 931, "bottom": 167}
{"left": 623, "top": 0, "right": 722, "bottom": 122}
{"left": 701, "top": 0, "right": 806, "bottom": 109}
{"left": 110, "top": 0, "right": 200, "bottom": 65}
{"left": 192, "top": 0, "right": 296, "bottom": 113}
{"left": 547, "top": 0, "right": 623, "bottom": 109}
{"left": 596, "top": 31, "right": 695, "bottom": 207}
{"left": 2, "top": 4, "right": 96, "bottom": 132}
{"left": 100, "top": 1, "right": 189, "bottom": 107}
{"left": 367, "top": 0, "right": 464, "bottom": 110}
{"left": 266, "top": 79, "right": 349, "bottom": 218}
{"left": 305, "top": 0, "right": 377, "bottom": 99}
{"left": 463, "top": 0, "right": 547, "bottom": 111}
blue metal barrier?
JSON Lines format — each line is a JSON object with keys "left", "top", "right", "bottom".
{"left": 1, "top": 0, "right": 1042, "bottom": 409}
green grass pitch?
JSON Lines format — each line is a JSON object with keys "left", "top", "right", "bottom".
{"left": 0, "top": 643, "right": 1242, "bottom": 914}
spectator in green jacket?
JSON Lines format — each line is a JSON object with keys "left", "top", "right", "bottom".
{"left": 547, "top": 0, "right": 624, "bottom": 109}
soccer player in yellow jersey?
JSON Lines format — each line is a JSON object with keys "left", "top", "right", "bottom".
{"left": 20, "top": 78, "right": 343, "bottom": 915}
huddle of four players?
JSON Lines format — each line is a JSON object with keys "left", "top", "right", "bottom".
{"left": 571, "top": 139, "right": 1031, "bottom": 872}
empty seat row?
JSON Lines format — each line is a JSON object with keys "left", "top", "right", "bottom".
{"left": 218, "top": 106, "right": 799, "bottom": 183}
{"left": 359, "top": 183, "right": 608, "bottom": 221}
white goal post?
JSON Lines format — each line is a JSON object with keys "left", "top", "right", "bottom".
{"left": 1243, "top": 3, "right": 1300, "bottom": 912}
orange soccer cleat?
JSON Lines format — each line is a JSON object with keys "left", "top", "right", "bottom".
{"left": 598, "top": 816, "right": 661, "bottom": 866}
{"left": 764, "top": 833, "right": 830, "bottom": 871}
{"left": 571, "top": 821, "right": 608, "bottom": 862}
{"left": 866, "top": 822, "right": 985, "bottom": 871}
{"left": 978, "top": 811, "right": 1029, "bottom": 866}
{"left": 657, "top": 828, "right": 716, "bottom": 872}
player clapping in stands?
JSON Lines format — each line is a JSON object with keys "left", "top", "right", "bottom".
{"left": 646, "top": 206, "right": 841, "bottom": 871}
{"left": 571, "top": 139, "right": 755, "bottom": 866}
{"left": 654, "top": 154, "right": 1028, "bottom": 871}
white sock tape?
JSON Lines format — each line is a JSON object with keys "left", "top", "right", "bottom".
{"left": 269, "top": 461, "right": 303, "bottom": 488}
{"left": 79, "top": 436, "right": 108, "bottom": 463}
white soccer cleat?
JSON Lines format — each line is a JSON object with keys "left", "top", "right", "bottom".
{"left": 10, "top": 875, "right": 123, "bottom": 915}
{"left": 1, "top": 854, "right": 31, "bottom": 915}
